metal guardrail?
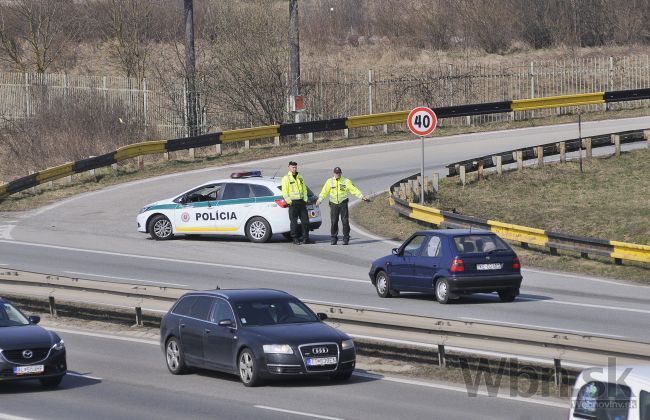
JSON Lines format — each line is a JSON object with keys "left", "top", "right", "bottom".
{"left": 2, "top": 88, "right": 650, "bottom": 200}
{"left": 388, "top": 192, "right": 650, "bottom": 265}
{"left": 1, "top": 269, "right": 649, "bottom": 369}
{"left": 446, "top": 129, "right": 650, "bottom": 177}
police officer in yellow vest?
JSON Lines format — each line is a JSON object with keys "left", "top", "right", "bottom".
{"left": 281, "top": 161, "right": 314, "bottom": 245}
{"left": 316, "top": 167, "right": 369, "bottom": 245}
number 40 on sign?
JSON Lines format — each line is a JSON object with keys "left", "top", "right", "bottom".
{"left": 407, "top": 107, "right": 437, "bottom": 137}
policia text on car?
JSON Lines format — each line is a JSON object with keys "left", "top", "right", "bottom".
{"left": 316, "top": 167, "right": 369, "bottom": 245}
{"left": 281, "top": 161, "right": 314, "bottom": 245}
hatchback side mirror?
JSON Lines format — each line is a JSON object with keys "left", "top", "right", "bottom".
{"left": 317, "top": 313, "right": 328, "bottom": 321}
{"left": 29, "top": 315, "right": 40, "bottom": 324}
{"left": 392, "top": 248, "right": 399, "bottom": 255}
{"left": 218, "top": 319, "right": 233, "bottom": 327}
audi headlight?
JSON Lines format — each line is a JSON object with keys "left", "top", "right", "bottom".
{"left": 51, "top": 340, "right": 65, "bottom": 351}
{"left": 263, "top": 344, "right": 293, "bottom": 354}
{"left": 341, "top": 339, "right": 354, "bottom": 350}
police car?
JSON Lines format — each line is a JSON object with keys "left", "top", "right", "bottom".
{"left": 137, "top": 171, "right": 321, "bottom": 243}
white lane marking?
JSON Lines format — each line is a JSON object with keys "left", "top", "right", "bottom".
{"left": 66, "top": 372, "right": 103, "bottom": 381}
{"left": 0, "top": 263, "right": 7, "bottom": 266}
{"left": 544, "top": 299, "right": 650, "bottom": 314}
{"left": 255, "top": 406, "right": 344, "bottom": 420}
{"left": 516, "top": 296, "right": 650, "bottom": 315}
{"left": 0, "top": 240, "right": 368, "bottom": 284}
{"left": 301, "top": 299, "right": 388, "bottom": 311}
{"left": 52, "top": 328, "right": 158, "bottom": 346}
{"left": 522, "top": 267, "right": 650, "bottom": 288}
{"left": 0, "top": 225, "right": 14, "bottom": 240}
{"left": 460, "top": 318, "right": 627, "bottom": 338}
{"left": 352, "top": 372, "right": 567, "bottom": 409}
{"left": 0, "top": 414, "right": 35, "bottom": 420}
{"left": 64, "top": 271, "right": 190, "bottom": 287}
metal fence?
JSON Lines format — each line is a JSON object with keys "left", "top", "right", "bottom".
{"left": 1, "top": 55, "right": 649, "bottom": 137}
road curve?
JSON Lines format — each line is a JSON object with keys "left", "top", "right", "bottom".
{"left": 1, "top": 117, "right": 649, "bottom": 342}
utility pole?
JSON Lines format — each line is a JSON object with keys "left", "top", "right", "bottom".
{"left": 184, "top": 0, "right": 198, "bottom": 136}
{"left": 289, "top": 0, "right": 301, "bottom": 124}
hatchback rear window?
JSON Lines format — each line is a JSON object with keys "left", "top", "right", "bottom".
{"left": 453, "top": 235, "right": 509, "bottom": 254}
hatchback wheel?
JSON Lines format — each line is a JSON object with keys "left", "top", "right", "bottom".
{"left": 149, "top": 215, "right": 174, "bottom": 240}
{"left": 498, "top": 288, "right": 518, "bottom": 302}
{"left": 239, "top": 348, "right": 261, "bottom": 387}
{"left": 166, "top": 337, "right": 187, "bottom": 374}
{"left": 246, "top": 217, "right": 272, "bottom": 243}
{"left": 375, "top": 271, "right": 393, "bottom": 298}
{"left": 435, "top": 278, "right": 450, "bottom": 304}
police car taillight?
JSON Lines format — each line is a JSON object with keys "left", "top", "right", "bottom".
{"left": 275, "top": 198, "right": 288, "bottom": 208}
{"left": 230, "top": 170, "right": 262, "bottom": 179}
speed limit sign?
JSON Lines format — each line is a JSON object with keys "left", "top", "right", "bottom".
{"left": 407, "top": 107, "right": 437, "bottom": 137}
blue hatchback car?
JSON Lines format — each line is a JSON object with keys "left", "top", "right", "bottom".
{"left": 369, "top": 229, "right": 523, "bottom": 303}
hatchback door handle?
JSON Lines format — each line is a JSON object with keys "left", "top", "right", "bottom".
{"left": 180, "top": 323, "right": 185, "bottom": 328}
{"left": 205, "top": 329, "right": 211, "bottom": 334}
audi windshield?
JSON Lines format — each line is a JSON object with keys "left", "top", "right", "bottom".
{"left": 234, "top": 298, "right": 318, "bottom": 327}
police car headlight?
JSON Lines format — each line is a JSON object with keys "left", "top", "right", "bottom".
{"left": 263, "top": 344, "right": 293, "bottom": 354}
{"left": 139, "top": 206, "right": 152, "bottom": 214}
{"left": 51, "top": 339, "right": 65, "bottom": 351}
{"left": 341, "top": 339, "right": 354, "bottom": 350}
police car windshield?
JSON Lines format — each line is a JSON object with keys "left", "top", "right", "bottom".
{"left": 234, "top": 298, "right": 318, "bottom": 327}
{"left": 0, "top": 302, "right": 30, "bottom": 327}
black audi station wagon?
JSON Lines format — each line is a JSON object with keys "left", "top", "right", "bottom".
{"left": 0, "top": 298, "right": 67, "bottom": 387}
{"left": 160, "top": 289, "right": 356, "bottom": 386}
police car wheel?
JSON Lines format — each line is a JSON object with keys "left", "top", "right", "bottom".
{"left": 149, "top": 215, "right": 174, "bottom": 240}
{"left": 246, "top": 217, "right": 271, "bottom": 243}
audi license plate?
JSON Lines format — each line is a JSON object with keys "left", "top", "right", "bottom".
{"left": 13, "top": 365, "right": 44, "bottom": 376}
{"left": 477, "top": 263, "right": 503, "bottom": 270}
{"left": 306, "top": 357, "right": 337, "bottom": 366}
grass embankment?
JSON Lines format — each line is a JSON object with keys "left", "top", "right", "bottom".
{"left": 351, "top": 148, "right": 650, "bottom": 283}
{"left": 2, "top": 106, "right": 650, "bottom": 213}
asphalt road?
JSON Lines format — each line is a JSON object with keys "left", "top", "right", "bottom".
{"left": 0, "top": 328, "right": 568, "bottom": 420}
{"left": 1, "top": 117, "right": 649, "bottom": 345}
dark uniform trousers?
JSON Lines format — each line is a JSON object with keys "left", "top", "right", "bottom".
{"left": 330, "top": 199, "right": 350, "bottom": 240}
{"left": 289, "top": 199, "right": 310, "bottom": 241}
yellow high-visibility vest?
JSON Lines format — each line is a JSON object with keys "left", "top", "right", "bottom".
{"left": 318, "top": 177, "right": 362, "bottom": 205}
{"left": 281, "top": 172, "right": 308, "bottom": 204}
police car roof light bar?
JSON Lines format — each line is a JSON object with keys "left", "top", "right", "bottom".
{"left": 230, "top": 170, "right": 263, "bottom": 179}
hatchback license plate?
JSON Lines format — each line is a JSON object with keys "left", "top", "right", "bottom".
{"left": 477, "top": 263, "right": 503, "bottom": 270}
{"left": 14, "top": 365, "right": 44, "bottom": 376}
{"left": 306, "top": 357, "right": 337, "bottom": 366}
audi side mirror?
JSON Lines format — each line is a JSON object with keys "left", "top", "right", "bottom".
{"left": 317, "top": 313, "right": 328, "bottom": 321}
{"left": 178, "top": 196, "right": 187, "bottom": 204}
{"left": 29, "top": 315, "right": 40, "bottom": 324}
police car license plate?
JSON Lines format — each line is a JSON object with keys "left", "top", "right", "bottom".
{"left": 477, "top": 263, "right": 503, "bottom": 270}
{"left": 14, "top": 365, "right": 44, "bottom": 375}
{"left": 306, "top": 357, "right": 337, "bottom": 366}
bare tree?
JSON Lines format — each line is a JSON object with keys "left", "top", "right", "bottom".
{"left": 94, "top": 0, "right": 157, "bottom": 81}
{"left": 0, "top": 0, "right": 80, "bottom": 73}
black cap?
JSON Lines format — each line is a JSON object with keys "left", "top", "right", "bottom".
{"left": 288, "top": 161, "right": 298, "bottom": 166}
{"left": 333, "top": 167, "right": 342, "bottom": 174}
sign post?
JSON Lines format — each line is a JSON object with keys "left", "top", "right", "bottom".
{"left": 407, "top": 107, "right": 438, "bottom": 203}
